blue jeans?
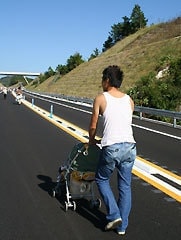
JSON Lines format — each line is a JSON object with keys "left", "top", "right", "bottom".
{"left": 95, "top": 142, "right": 136, "bottom": 231}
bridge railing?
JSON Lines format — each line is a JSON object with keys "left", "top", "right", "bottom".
{"left": 24, "top": 90, "right": 181, "bottom": 128}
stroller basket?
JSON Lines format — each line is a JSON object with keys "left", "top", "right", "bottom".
{"left": 52, "top": 142, "right": 101, "bottom": 211}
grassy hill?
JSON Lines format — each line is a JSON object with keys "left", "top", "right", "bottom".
{"left": 27, "top": 17, "right": 181, "bottom": 99}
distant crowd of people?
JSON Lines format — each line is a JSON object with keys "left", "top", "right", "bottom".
{"left": 0, "top": 86, "right": 23, "bottom": 103}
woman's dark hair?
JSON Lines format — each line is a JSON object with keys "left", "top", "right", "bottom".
{"left": 102, "top": 65, "right": 124, "bottom": 88}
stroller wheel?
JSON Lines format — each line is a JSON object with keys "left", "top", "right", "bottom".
{"left": 95, "top": 198, "right": 101, "bottom": 209}
{"left": 65, "top": 201, "right": 69, "bottom": 211}
{"left": 64, "top": 201, "right": 76, "bottom": 211}
{"left": 52, "top": 190, "right": 56, "bottom": 198}
{"left": 51, "top": 187, "right": 61, "bottom": 198}
{"left": 89, "top": 198, "right": 101, "bottom": 209}
{"left": 72, "top": 201, "right": 76, "bottom": 211}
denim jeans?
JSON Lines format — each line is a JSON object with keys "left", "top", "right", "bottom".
{"left": 95, "top": 142, "right": 136, "bottom": 231}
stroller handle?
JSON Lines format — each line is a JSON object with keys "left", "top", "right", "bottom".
{"left": 83, "top": 143, "right": 89, "bottom": 156}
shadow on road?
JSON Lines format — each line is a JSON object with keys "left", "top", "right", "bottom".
{"left": 37, "top": 174, "right": 56, "bottom": 195}
{"left": 37, "top": 174, "right": 106, "bottom": 231}
{"left": 75, "top": 198, "right": 107, "bottom": 231}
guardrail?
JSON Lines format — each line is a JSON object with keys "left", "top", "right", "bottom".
{"left": 134, "top": 106, "right": 181, "bottom": 128}
{"left": 24, "top": 90, "right": 181, "bottom": 129}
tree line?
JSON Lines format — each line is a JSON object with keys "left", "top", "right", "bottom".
{"left": 102, "top": 4, "right": 147, "bottom": 51}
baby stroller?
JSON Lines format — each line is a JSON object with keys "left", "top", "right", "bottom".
{"left": 52, "top": 142, "right": 102, "bottom": 211}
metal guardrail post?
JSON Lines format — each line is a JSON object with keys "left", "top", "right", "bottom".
{"left": 32, "top": 98, "right": 34, "bottom": 107}
{"left": 140, "top": 112, "right": 143, "bottom": 120}
{"left": 49, "top": 105, "right": 53, "bottom": 118}
{"left": 173, "top": 118, "right": 177, "bottom": 128}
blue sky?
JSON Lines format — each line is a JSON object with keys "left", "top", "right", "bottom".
{"left": 0, "top": 0, "right": 180, "bottom": 74}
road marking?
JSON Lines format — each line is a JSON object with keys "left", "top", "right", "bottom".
{"left": 20, "top": 97, "right": 181, "bottom": 203}
{"left": 132, "top": 124, "right": 181, "bottom": 140}
{"left": 21, "top": 98, "right": 91, "bottom": 142}
{"left": 133, "top": 157, "right": 181, "bottom": 202}
{"left": 25, "top": 92, "right": 181, "bottom": 140}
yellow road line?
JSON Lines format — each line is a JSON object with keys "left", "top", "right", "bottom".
{"left": 132, "top": 168, "right": 181, "bottom": 202}
{"left": 136, "top": 156, "right": 181, "bottom": 180}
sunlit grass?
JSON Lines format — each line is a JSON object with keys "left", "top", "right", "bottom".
{"left": 27, "top": 17, "right": 181, "bottom": 99}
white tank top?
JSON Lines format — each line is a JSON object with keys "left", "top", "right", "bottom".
{"left": 101, "top": 92, "right": 135, "bottom": 147}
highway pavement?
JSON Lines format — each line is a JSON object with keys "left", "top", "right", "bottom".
{"left": 0, "top": 92, "right": 180, "bottom": 240}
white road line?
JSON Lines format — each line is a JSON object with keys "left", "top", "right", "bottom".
{"left": 27, "top": 93, "right": 181, "bottom": 140}
{"left": 132, "top": 124, "right": 181, "bottom": 140}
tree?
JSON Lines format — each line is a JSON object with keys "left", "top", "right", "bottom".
{"left": 102, "top": 5, "right": 147, "bottom": 52}
{"left": 56, "top": 64, "right": 68, "bottom": 75}
{"left": 109, "top": 17, "right": 132, "bottom": 43}
{"left": 88, "top": 48, "right": 100, "bottom": 61}
{"left": 44, "top": 67, "right": 55, "bottom": 79}
{"left": 130, "top": 4, "right": 148, "bottom": 33}
{"left": 66, "top": 52, "right": 84, "bottom": 71}
{"left": 109, "top": 22, "right": 124, "bottom": 43}
{"left": 121, "top": 16, "right": 132, "bottom": 37}
{"left": 102, "top": 36, "right": 114, "bottom": 52}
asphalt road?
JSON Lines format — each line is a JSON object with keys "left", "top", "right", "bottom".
{"left": 0, "top": 93, "right": 180, "bottom": 240}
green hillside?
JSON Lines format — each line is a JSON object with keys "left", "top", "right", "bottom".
{"left": 27, "top": 17, "right": 181, "bottom": 99}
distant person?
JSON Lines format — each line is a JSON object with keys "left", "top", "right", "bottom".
{"left": 15, "top": 86, "right": 23, "bottom": 104}
{"left": 88, "top": 65, "right": 136, "bottom": 235}
{"left": 3, "top": 87, "right": 8, "bottom": 99}
{"left": 16, "top": 86, "right": 22, "bottom": 95}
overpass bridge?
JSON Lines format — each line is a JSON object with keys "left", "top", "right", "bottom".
{"left": 0, "top": 71, "right": 41, "bottom": 76}
{"left": 0, "top": 71, "right": 41, "bottom": 84}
